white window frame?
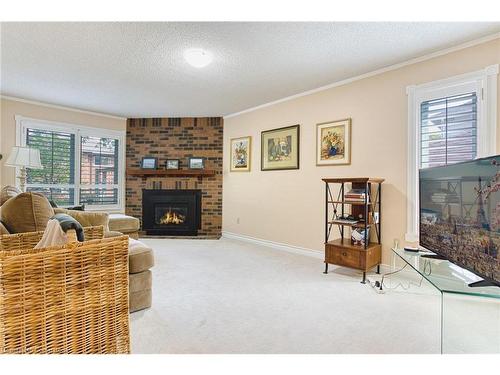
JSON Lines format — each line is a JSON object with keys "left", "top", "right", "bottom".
{"left": 15, "top": 115, "right": 126, "bottom": 212}
{"left": 405, "top": 64, "right": 498, "bottom": 242}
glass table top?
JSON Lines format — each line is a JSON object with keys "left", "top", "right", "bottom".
{"left": 392, "top": 248, "right": 500, "bottom": 299}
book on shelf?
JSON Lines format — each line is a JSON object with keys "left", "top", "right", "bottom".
{"left": 348, "top": 188, "right": 366, "bottom": 194}
{"left": 332, "top": 219, "right": 359, "bottom": 224}
{"left": 345, "top": 190, "right": 366, "bottom": 197}
{"left": 344, "top": 198, "right": 367, "bottom": 202}
{"left": 344, "top": 187, "right": 370, "bottom": 203}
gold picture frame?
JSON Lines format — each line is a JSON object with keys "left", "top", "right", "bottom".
{"left": 316, "top": 118, "right": 351, "bottom": 166}
{"left": 230, "top": 136, "right": 252, "bottom": 172}
{"left": 261, "top": 124, "right": 300, "bottom": 171}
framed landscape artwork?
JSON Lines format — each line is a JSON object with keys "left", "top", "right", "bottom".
{"left": 230, "top": 136, "right": 251, "bottom": 172}
{"left": 141, "top": 157, "right": 158, "bottom": 169}
{"left": 188, "top": 157, "right": 205, "bottom": 169}
{"left": 316, "top": 118, "right": 351, "bottom": 166}
{"left": 261, "top": 124, "right": 300, "bottom": 171}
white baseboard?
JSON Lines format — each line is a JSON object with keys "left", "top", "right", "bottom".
{"left": 222, "top": 231, "right": 324, "bottom": 259}
{"left": 221, "top": 232, "right": 424, "bottom": 282}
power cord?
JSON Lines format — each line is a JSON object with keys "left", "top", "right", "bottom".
{"left": 371, "top": 259, "right": 432, "bottom": 292}
{"left": 371, "top": 263, "right": 407, "bottom": 291}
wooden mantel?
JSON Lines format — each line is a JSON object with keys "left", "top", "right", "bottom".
{"left": 126, "top": 168, "right": 216, "bottom": 178}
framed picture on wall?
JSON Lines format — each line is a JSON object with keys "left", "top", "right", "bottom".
{"left": 141, "top": 157, "right": 158, "bottom": 169}
{"left": 230, "top": 136, "right": 251, "bottom": 172}
{"left": 261, "top": 124, "right": 300, "bottom": 171}
{"left": 316, "top": 118, "right": 351, "bottom": 166}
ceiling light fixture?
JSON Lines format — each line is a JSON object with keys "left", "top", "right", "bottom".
{"left": 183, "top": 48, "right": 213, "bottom": 68}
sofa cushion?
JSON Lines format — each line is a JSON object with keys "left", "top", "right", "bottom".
{"left": 0, "top": 185, "right": 21, "bottom": 206}
{"left": 55, "top": 208, "right": 109, "bottom": 228}
{"left": 128, "top": 289, "right": 153, "bottom": 313}
{"left": 104, "top": 230, "right": 124, "bottom": 238}
{"left": 129, "top": 245, "right": 154, "bottom": 274}
{"left": 129, "top": 269, "right": 152, "bottom": 293}
{"left": 130, "top": 289, "right": 152, "bottom": 313}
{"left": 109, "top": 213, "right": 140, "bottom": 233}
{"left": 129, "top": 270, "right": 152, "bottom": 312}
{"left": 0, "top": 192, "right": 54, "bottom": 233}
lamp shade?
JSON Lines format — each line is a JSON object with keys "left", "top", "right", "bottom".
{"left": 5, "top": 146, "right": 43, "bottom": 169}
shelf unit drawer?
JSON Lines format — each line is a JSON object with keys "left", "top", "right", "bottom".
{"left": 325, "top": 244, "right": 362, "bottom": 269}
{"left": 324, "top": 240, "right": 382, "bottom": 271}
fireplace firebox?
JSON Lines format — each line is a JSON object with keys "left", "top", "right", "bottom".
{"left": 142, "top": 189, "right": 201, "bottom": 236}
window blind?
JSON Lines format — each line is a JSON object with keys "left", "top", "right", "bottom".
{"left": 26, "top": 128, "right": 76, "bottom": 206}
{"left": 79, "top": 136, "right": 119, "bottom": 206}
{"left": 420, "top": 92, "right": 477, "bottom": 169}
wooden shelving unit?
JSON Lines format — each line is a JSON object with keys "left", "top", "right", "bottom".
{"left": 322, "top": 177, "right": 384, "bottom": 283}
{"left": 126, "top": 168, "right": 216, "bottom": 178}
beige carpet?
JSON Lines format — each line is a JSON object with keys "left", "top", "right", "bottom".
{"left": 129, "top": 237, "right": 453, "bottom": 353}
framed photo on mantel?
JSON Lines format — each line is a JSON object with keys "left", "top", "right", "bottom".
{"left": 141, "top": 157, "right": 158, "bottom": 169}
{"left": 261, "top": 124, "right": 300, "bottom": 171}
{"left": 165, "top": 159, "right": 180, "bottom": 170}
{"left": 316, "top": 118, "right": 351, "bottom": 166}
{"left": 188, "top": 157, "right": 205, "bottom": 169}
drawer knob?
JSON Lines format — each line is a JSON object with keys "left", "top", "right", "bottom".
{"left": 342, "top": 252, "right": 347, "bottom": 256}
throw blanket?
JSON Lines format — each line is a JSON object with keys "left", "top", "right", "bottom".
{"left": 34, "top": 214, "right": 85, "bottom": 249}
{"left": 51, "top": 213, "right": 85, "bottom": 242}
{"left": 34, "top": 219, "right": 67, "bottom": 249}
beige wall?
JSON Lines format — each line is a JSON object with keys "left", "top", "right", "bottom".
{"left": 0, "top": 98, "right": 126, "bottom": 187}
{"left": 223, "top": 38, "right": 500, "bottom": 264}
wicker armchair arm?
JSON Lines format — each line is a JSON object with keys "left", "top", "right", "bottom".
{"left": 0, "top": 225, "right": 104, "bottom": 251}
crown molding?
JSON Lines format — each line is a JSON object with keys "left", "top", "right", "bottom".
{"left": 224, "top": 32, "right": 500, "bottom": 119}
{"left": 0, "top": 95, "right": 127, "bottom": 120}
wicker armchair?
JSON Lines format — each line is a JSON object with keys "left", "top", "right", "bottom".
{"left": 0, "top": 226, "right": 130, "bottom": 354}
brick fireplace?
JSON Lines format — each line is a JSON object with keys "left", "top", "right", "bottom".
{"left": 126, "top": 117, "right": 223, "bottom": 237}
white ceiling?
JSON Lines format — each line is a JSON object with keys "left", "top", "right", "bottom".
{"left": 1, "top": 22, "right": 499, "bottom": 118}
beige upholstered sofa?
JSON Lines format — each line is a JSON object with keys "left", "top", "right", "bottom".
{"left": 0, "top": 187, "right": 153, "bottom": 313}
{"left": 108, "top": 213, "right": 140, "bottom": 239}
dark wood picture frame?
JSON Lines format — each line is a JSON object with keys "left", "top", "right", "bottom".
{"left": 261, "top": 124, "right": 300, "bottom": 171}
{"left": 188, "top": 157, "right": 205, "bottom": 170}
{"left": 165, "top": 159, "right": 180, "bottom": 170}
{"left": 141, "top": 157, "right": 158, "bottom": 169}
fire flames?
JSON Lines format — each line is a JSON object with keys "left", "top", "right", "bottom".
{"left": 159, "top": 210, "right": 185, "bottom": 225}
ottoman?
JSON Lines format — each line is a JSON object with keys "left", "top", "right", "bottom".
{"left": 109, "top": 214, "right": 140, "bottom": 239}
{"left": 129, "top": 242, "right": 154, "bottom": 313}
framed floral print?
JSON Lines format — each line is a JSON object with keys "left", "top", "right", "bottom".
{"left": 261, "top": 124, "right": 300, "bottom": 171}
{"left": 316, "top": 119, "right": 351, "bottom": 166}
{"left": 230, "top": 136, "right": 251, "bottom": 172}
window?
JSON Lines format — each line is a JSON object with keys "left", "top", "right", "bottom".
{"left": 406, "top": 65, "right": 498, "bottom": 241}
{"left": 16, "top": 116, "right": 125, "bottom": 211}
{"left": 79, "top": 135, "right": 119, "bottom": 207}
{"left": 420, "top": 92, "right": 477, "bottom": 168}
